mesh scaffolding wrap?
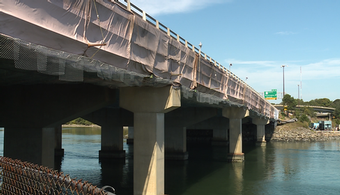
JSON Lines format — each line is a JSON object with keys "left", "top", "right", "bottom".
{"left": 0, "top": 157, "right": 115, "bottom": 195}
{"left": 0, "top": 0, "right": 279, "bottom": 119}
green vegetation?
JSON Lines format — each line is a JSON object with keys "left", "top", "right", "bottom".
{"left": 280, "top": 94, "right": 340, "bottom": 127}
{"left": 282, "top": 94, "right": 297, "bottom": 110}
{"left": 65, "top": 117, "right": 93, "bottom": 126}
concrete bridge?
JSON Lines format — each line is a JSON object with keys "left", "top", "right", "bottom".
{"left": 274, "top": 105, "right": 336, "bottom": 113}
{"left": 0, "top": 0, "right": 278, "bottom": 194}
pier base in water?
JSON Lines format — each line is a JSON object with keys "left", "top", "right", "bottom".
{"left": 228, "top": 153, "right": 244, "bottom": 162}
{"left": 165, "top": 151, "right": 189, "bottom": 160}
{"left": 256, "top": 141, "right": 266, "bottom": 147}
{"left": 99, "top": 150, "right": 126, "bottom": 159}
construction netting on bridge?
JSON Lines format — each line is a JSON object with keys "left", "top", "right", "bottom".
{"left": 0, "top": 0, "right": 279, "bottom": 119}
{"left": 0, "top": 157, "right": 115, "bottom": 195}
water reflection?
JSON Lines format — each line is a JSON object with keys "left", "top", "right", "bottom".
{"left": 1, "top": 128, "right": 340, "bottom": 195}
{"left": 100, "top": 158, "right": 133, "bottom": 195}
{"left": 62, "top": 126, "right": 101, "bottom": 144}
{"left": 231, "top": 163, "right": 244, "bottom": 194}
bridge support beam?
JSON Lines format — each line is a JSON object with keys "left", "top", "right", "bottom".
{"left": 0, "top": 84, "right": 117, "bottom": 168}
{"left": 100, "top": 124, "right": 125, "bottom": 159}
{"left": 83, "top": 108, "right": 133, "bottom": 159}
{"left": 211, "top": 117, "right": 229, "bottom": 146}
{"left": 165, "top": 107, "right": 217, "bottom": 160}
{"left": 252, "top": 118, "right": 269, "bottom": 146}
{"left": 54, "top": 125, "right": 64, "bottom": 157}
{"left": 126, "top": 126, "right": 134, "bottom": 144}
{"left": 164, "top": 126, "right": 188, "bottom": 160}
{"left": 223, "top": 107, "right": 248, "bottom": 162}
{"left": 188, "top": 116, "right": 229, "bottom": 160}
{"left": 120, "top": 86, "right": 180, "bottom": 195}
{"left": 4, "top": 127, "right": 55, "bottom": 168}
{"left": 187, "top": 116, "right": 229, "bottom": 145}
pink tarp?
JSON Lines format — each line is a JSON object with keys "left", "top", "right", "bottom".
{"left": 0, "top": 0, "right": 278, "bottom": 119}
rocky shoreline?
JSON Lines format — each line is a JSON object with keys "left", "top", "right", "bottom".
{"left": 269, "top": 124, "right": 340, "bottom": 142}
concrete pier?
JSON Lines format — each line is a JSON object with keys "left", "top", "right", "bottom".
{"left": 127, "top": 126, "right": 134, "bottom": 144}
{"left": 120, "top": 86, "right": 180, "bottom": 195}
{"left": 165, "top": 107, "right": 217, "bottom": 160}
{"left": 0, "top": 84, "right": 117, "bottom": 168}
{"left": 164, "top": 126, "right": 188, "bottom": 160}
{"left": 4, "top": 127, "right": 55, "bottom": 168}
{"left": 83, "top": 108, "right": 133, "bottom": 159}
{"left": 211, "top": 117, "right": 230, "bottom": 146}
{"left": 188, "top": 116, "right": 229, "bottom": 161}
{"left": 54, "top": 125, "right": 64, "bottom": 157}
{"left": 253, "top": 118, "right": 269, "bottom": 147}
{"left": 223, "top": 107, "right": 248, "bottom": 162}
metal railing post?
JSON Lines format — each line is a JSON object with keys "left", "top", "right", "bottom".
{"left": 126, "top": 0, "right": 131, "bottom": 11}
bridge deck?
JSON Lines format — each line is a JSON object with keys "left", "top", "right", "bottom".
{"left": 0, "top": 0, "right": 278, "bottom": 119}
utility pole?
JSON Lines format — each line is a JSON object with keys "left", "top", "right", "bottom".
{"left": 281, "top": 65, "right": 286, "bottom": 96}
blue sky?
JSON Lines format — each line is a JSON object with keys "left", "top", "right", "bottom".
{"left": 129, "top": 0, "right": 340, "bottom": 103}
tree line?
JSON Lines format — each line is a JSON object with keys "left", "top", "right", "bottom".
{"left": 281, "top": 94, "right": 340, "bottom": 125}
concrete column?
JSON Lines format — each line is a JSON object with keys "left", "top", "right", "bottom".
{"left": 120, "top": 86, "right": 180, "bottom": 195}
{"left": 100, "top": 123, "right": 125, "bottom": 158}
{"left": 0, "top": 84, "right": 117, "bottom": 168}
{"left": 127, "top": 126, "right": 134, "bottom": 144}
{"left": 222, "top": 107, "right": 248, "bottom": 162}
{"left": 252, "top": 118, "right": 269, "bottom": 146}
{"left": 187, "top": 116, "right": 229, "bottom": 146}
{"left": 211, "top": 117, "right": 229, "bottom": 146}
{"left": 165, "top": 126, "right": 188, "bottom": 160}
{"left": 83, "top": 108, "right": 129, "bottom": 159}
{"left": 54, "top": 125, "right": 64, "bottom": 156}
{"left": 134, "top": 113, "right": 164, "bottom": 194}
{"left": 165, "top": 108, "right": 217, "bottom": 160}
{"left": 4, "top": 127, "right": 55, "bottom": 168}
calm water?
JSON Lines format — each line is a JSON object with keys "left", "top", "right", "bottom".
{"left": 2, "top": 127, "right": 340, "bottom": 194}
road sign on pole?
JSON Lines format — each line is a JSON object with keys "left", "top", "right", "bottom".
{"left": 264, "top": 89, "right": 277, "bottom": 100}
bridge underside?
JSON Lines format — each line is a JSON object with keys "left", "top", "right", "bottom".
{"left": 0, "top": 37, "right": 273, "bottom": 194}
{"left": 0, "top": 1, "right": 278, "bottom": 194}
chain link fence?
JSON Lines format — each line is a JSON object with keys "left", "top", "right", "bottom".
{"left": 0, "top": 157, "right": 116, "bottom": 195}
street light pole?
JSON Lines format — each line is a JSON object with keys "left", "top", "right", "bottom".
{"left": 229, "top": 63, "right": 232, "bottom": 71}
{"left": 281, "top": 65, "right": 286, "bottom": 96}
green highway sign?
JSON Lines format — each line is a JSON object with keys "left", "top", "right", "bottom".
{"left": 264, "top": 89, "right": 277, "bottom": 100}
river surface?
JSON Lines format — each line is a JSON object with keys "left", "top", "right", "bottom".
{"left": 1, "top": 127, "right": 340, "bottom": 194}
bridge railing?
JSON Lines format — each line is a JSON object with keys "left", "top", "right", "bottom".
{"left": 117, "top": 0, "right": 278, "bottom": 118}
{"left": 120, "top": 0, "right": 248, "bottom": 79}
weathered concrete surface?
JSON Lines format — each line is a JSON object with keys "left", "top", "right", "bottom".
{"left": 120, "top": 86, "right": 181, "bottom": 195}
{"left": 83, "top": 107, "right": 133, "bottom": 159}
{"left": 252, "top": 118, "right": 269, "bottom": 146}
{"left": 222, "top": 107, "right": 248, "bottom": 162}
